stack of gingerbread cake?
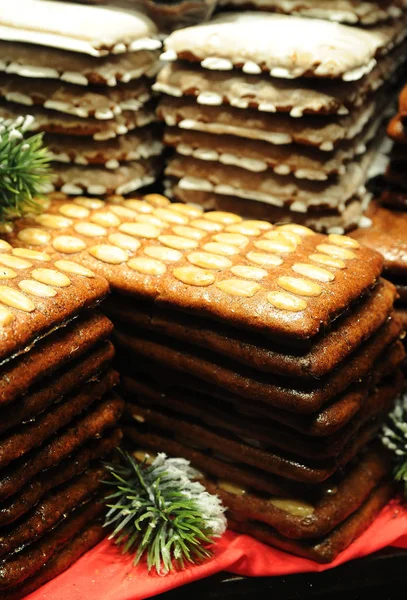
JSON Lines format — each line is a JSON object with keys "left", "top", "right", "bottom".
{"left": 0, "top": 0, "right": 163, "bottom": 197}
{"left": 154, "top": 11, "right": 407, "bottom": 232}
{"left": 218, "top": 0, "right": 406, "bottom": 26}
{"left": 352, "top": 83, "right": 407, "bottom": 337}
{"left": 0, "top": 236, "right": 123, "bottom": 598}
{"left": 6, "top": 192, "right": 405, "bottom": 562}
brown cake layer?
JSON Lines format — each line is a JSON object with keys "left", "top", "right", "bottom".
{"left": 0, "top": 465, "right": 105, "bottom": 558}
{"left": 169, "top": 186, "right": 368, "bottom": 233}
{"left": 0, "top": 340, "right": 115, "bottom": 436}
{"left": 0, "top": 393, "right": 124, "bottom": 502}
{"left": 122, "top": 365, "right": 403, "bottom": 460}
{"left": 0, "top": 498, "right": 104, "bottom": 590}
{"left": 0, "top": 311, "right": 113, "bottom": 405}
{"left": 104, "top": 278, "right": 395, "bottom": 378}
{"left": 0, "top": 428, "right": 121, "bottom": 527}
{"left": 2, "top": 520, "right": 105, "bottom": 600}
{"left": 113, "top": 316, "right": 404, "bottom": 413}
{"left": 226, "top": 480, "right": 394, "bottom": 563}
{"left": 0, "top": 369, "right": 118, "bottom": 470}
{"left": 0, "top": 39, "right": 159, "bottom": 86}
{"left": 124, "top": 382, "right": 395, "bottom": 485}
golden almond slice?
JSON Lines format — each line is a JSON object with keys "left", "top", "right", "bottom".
{"left": 109, "top": 205, "right": 139, "bottom": 219}
{"left": 59, "top": 203, "right": 90, "bottom": 219}
{"left": 218, "top": 480, "right": 246, "bottom": 496}
{"left": 267, "top": 291, "right": 307, "bottom": 312}
{"left": 135, "top": 214, "right": 166, "bottom": 227}
{"left": 0, "top": 286, "right": 35, "bottom": 312}
{"left": 73, "top": 197, "right": 105, "bottom": 210}
{"left": 187, "top": 251, "right": 232, "bottom": 270}
{"left": 170, "top": 203, "right": 203, "bottom": 218}
{"left": 204, "top": 211, "right": 243, "bottom": 225}
{"left": 55, "top": 260, "right": 95, "bottom": 278}
{"left": 270, "top": 498, "right": 315, "bottom": 517}
{"left": 108, "top": 233, "right": 141, "bottom": 252}
{"left": 216, "top": 279, "right": 260, "bottom": 297}
{"left": 90, "top": 212, "right": 121, "bottom": 228}
{"left": 19, "top": 279, "right": 57, "bottom": 298}
{"left": 292, "top": 263, "right": 334, "bottom": 283}
{"left": 35, "top": 214, "right": 72, "bottom": 229}
{"left": 309, "top": 253, "right": 346, "bottom": 269}
{"left": 32, "top": 268, "right": 71, "bottom": 287}
{"left": 172, "top": 226, "right": 206, "bottom": 241}
{"left": 0, "top": 254, "right": 32, "bottom": 269}
{"left": 246, "top": 251, "right": 283, "bottom": 267}
{"left": 328, "top": 233, "right": 360, "bottom": 249}
{"left": 144, "top": 246, "right": 182, "bottom": 262}
{"left": 0, "top": 240, "right": 12, "bottom": 251}
{"left": 143, "top": 193, "right": 171, "bottom": 207}
{"left": 74, "top": 222, "right": 107, "bottom": 237}
{"left": 278, "top": 276, "right": 322, "bottom": 297}
{"left": 255, "top": 239, "right": 296, "bottom": 254}
{"left": 123, "top": 199, "right": 154, "bottom": 213}
{"left": 0, "top": 305, "right": 14, "bottom": 326}
{"left": 159, "top": 235, "right": 198, "bottom": 250}
{"left": 17, "top": 228, "right": 51, "bottom": 246}
{"left": 0, "top": 267, "right": 17, "bottom": 280}
{"left": 316, "top": 244, "right": 357, "bottom": 260}
{"left": 243, "top": 220, "right": 273, "bottom": 231}
{"left": 226, "top": 223, "right": 261, "bottom": 236}
{"left": 202, "top": 242, "right": 239, "bottom": 256}
{"left": 128, "top": 257, "right": 166, "bottom": 275}
{"left": 119, "top": 222, "right": 161, "bottom": 239}
{"left": 12, "top": 248, "right": 51, "bottom": 262}
{"left": 231, "top": 265, "right": 267, "bottom": 280}
{"left": 89, "top": 244, "right": 129, "bottom": 265}
{"left": 277, "top": 223, "right": 315, "bottom": 236}
{"left": 154, "top": 208, "right": 189, "bottom": 225}
{"left": 52, "top": 235, "right": 87, "bottom": 254}
{"left": 265, "top": 230, "right": 301, "bottom": 246}
{"left": 190, "top": 219, "right": 223, "bottom": 233}
{"left": 173, "top": 266, "right": 215, "bottom": 287}
{"left": 213, "top": 233, "right": 249, "bottom": 247}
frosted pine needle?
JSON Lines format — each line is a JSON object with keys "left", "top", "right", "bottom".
{"left": 381, "top": 391, "right": 407, "bottom": 496}
{"left": 103, "top": 451, "right": 227, "bottom": 574}
{"left": 0, "top": 115, "right": 51, "bottom": 223}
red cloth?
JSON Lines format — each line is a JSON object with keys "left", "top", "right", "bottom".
{"left": 27, "top": 498, "right": 407, "bottom": 600}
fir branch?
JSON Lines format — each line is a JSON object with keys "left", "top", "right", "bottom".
{"left": 0, "top": 115, "right": 51, "bottom": 223}
{"left": 381, "top": 391, "right": 407, "bottom": 497}
{"left": 102, "top": 450, "right": 227, "bottom": 574}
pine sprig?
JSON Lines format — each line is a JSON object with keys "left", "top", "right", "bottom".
{"left": 103, "top": 450, "right": 227, "bottom": 574}
{"left": 381, "top": 391, "right": 407, "bottom": 497}
{"left": 0, "top": 115, "right": 51, "bottom": 223}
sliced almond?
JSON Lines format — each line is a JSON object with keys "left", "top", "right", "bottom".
{"left": 267, "top": 291, "right": 307, "bottom": 312}
{"left": 278, "top": 276, "right": 322, "bottom": 297}
{"left": 32, "top": 268, "right": 71, "bottom": 287}
{"left": 173, "top": 266, "right": 215, "bottom": 287}
{"left": 89, "top": 244, "right": 129, "bottom": 264}
{"left": 128, "top": 257, "right": 166, "bottom": 275}
{"left": 0, "top": 286, "right": 35, "bottom": 312}
{"left": 216, "top": 279, "right": 260, "bottom": 297}
{"left": 292, "top": 263, "right": 334, "bottom": 283}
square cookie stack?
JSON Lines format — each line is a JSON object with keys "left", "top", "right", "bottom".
{"left": 6, "top": 193, "right": 405, "bottom": 562}
{"left": 352, "top": 83, "right": 407, "bottom": 339}
{"left": 155, "top": 11, "right": 407, "bottom": 232}
{"left": 0, "top": 0, "right": 163, "bottom": 197}
{"left": 0, "top": 239, "right": 123, "bottom": 599}
{"left": 382, "top": 83, "right": 407, "bottom": 210}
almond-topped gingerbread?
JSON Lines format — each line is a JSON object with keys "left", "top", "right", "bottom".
{"left": 7, "top": 192, "right": 383, "bottom": 341}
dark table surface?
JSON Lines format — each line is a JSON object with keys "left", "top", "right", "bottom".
{"left": 158, "top": 547, "right": 407, "bottom": 599}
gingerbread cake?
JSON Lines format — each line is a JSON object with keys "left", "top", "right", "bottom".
{"left": 155, "top": 10, "right": 407, "bottom": 232}
{"left": 0, "top": 0, "right": 163, "bottom": 196}
{"left": 5, "top": 191, "right": 404, "bottom": 562}
{"left": 0, "top": 236, "right": 123, "bottom": 598}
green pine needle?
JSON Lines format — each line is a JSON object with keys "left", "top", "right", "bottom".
{"left": 102, "top": 450, "right": 227, "bottom": 574}
{"left": 0, "top": 115, "right": 51, "bottom": 223}
{"left": 381, "top": 391, "right": 407, "bottom": 497}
